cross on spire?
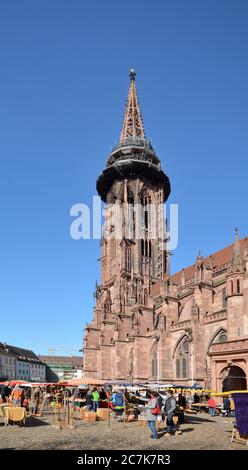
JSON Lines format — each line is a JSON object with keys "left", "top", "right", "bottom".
{"left": 120, "top": 69, "right": 145, "bottom": 142}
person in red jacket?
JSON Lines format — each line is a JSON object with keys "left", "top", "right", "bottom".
{"left": 208, "top": 397, "right": 216, "bottom": 416}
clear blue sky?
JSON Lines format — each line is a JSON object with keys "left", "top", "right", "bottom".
{"left": 0, "top": 0, "right": 247, "bottom": 355}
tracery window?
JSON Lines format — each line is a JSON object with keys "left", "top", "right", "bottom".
{"left": 175, "top": 337, "right": 189, "bottom": 379}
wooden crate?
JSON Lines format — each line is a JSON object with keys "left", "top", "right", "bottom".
{"left": 97, "top": 408, "right": 110, "bottom": 421}
{"left": 84, "top": 411, "right": 97, "bottom": 422}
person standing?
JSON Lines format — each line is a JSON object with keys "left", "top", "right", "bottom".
{"left": 178, "top": 393, "right": 186, "bottom": 409}
{"left": 193, "top": 392, "right": 200, "bottom": 403}
{"left": 164, "top": 390, "right": 181, "bottom": 436}
{"left": 208, "top": 397, "right": 216, "bottom": 416}
{"left": 223, "top": 396, "right": 231, "bottom": 417}
{"left": 92, "top": 387, "right": 100, "bottom": 412}
{"left": 33, "top": 387, "right": 41, "bottom": 415}
{"left": 146, "top": 391, "right": 159, "bottom": 439}
{"left": 11, "top": 385, "right": 23, "bottom": 406}
{"left": 85, "top": 388, "right": 93, "bottom": 411}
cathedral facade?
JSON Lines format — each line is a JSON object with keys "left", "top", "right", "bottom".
{"left": 83, "top": 71, "right": 248, "bottom": 392}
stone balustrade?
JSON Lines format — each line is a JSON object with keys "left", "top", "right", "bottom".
{"left": 205, "top": 309, "right": 227, "bottom": 323}
{"left": 170, "top": 320, "right": 191, "bottom": 331}
{"left": 209, "top": 338, "right": 248, "bottom": 353}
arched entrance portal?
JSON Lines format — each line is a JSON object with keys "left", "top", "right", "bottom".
{"left": 221, "top": 366, "right": 247, "bottom": 392}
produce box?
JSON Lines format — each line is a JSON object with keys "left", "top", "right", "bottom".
{"left": 97, "top": 408, "right": 110, "bottom": 420}
{"left": 84, "top": 411, "right": 97, "bottom": 422}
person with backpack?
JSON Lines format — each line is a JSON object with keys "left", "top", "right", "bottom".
{"left": 146, "top": 390, "right": 160, "bottom": 439}
{"left": 111, "top": 390, "right": 125, "bottom": 418}
{"left": 92, "top": 387, "right": 100, "bottom": 412}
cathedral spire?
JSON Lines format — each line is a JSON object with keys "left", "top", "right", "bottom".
{"left": 232, "top": 226, "right": 241, "bottom": 266}
{"left": 120, "top": 69, "right": 145, "bottom": 142}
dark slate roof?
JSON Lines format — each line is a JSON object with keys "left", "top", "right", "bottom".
{"left": 39, "top": 355, "right": 83, "bottom": 369}
{"left": 5, "top": 344, "right": 43, "bottom": 364}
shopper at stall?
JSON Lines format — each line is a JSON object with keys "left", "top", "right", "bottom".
{"left": 85, "top": 388, "right": 93, "bottom": 411}
{"left": 193, "top": 392, "right": 200, "bottom": 403}
{"left": 146, "top": 390, "right": 160, "bottom": 439}
{"left": 92, "top": 387, "right": 100, "bottom": 412}
{"left": 164, "top": 390, "right": 182, "bottom": 436}
{"left": 11, "top": 385, "right": 23, "bottom": 406}
{"left": 208, "top": 397, "right": 216, "bottom": 416}
{"left": 178, "top": 393, "right": 186, "bottom": 409}
{"left": 223, "top": 396, "right": 231, "bottom": 417}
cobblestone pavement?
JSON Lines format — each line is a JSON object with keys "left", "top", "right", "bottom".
{"left": 0, "top": 412, "right": 247, "bottom": 450}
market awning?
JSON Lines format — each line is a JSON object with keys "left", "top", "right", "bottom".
{"left": 59, "top": 378, "right": 104, "bottom": 386}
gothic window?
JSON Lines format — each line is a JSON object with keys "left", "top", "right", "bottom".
{"left": 175, "top": 337, "right": 189, "bottom": 379}
{"left": 133, "top": 208, "right": 136, "bottom": 239}
{"left": 237, "top": 279, "right": 240, "bottom": 294}
{"left": 126, "top": 195, "right": 134, "bottom": 239}
{"left": 182, "top": 358, "right": 187, "bottom": 378}
{"left": 145, "top": 208, "right": 148, "bottom": 229}
{"left": 151, "top": 343, "right": 158, "bottom": 380}
{"left": 218, "top": 332, "right": 227, "bottom": 343}
{"left": 222, "top": 288, "right": 227, "bottom": 308}
{"left": 149, "top": 241, "right": 152, "bottom": 258}
{"left": 176, "top": 359, "right": 180, "bottom": 378}
{"left": 127, "top": 247, "right": 131, "bottom": 272}
{"left": 231, "top": 280, "right": 234, "bottom": 295}
{"left": 141, "top": 192, "right": 151, "bottom": 230}
{"left": 124, "top": 245, "right": 132, "bottom": 272}
{"left": 182, "top": 339, "right": 189, "bottom": 353}
{"left": 141, "top": 239, "right": 144, "bottom": 256}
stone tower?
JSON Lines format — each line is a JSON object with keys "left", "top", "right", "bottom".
{"left": 83, "top": 70, "right": 171, "bottom": 380}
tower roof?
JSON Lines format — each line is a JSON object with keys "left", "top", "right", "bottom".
{"left": 120, "top": 69, "right": 145, "bottom": 142}
{"left": 96, "top": 70, "right": 171, "bottom": 203}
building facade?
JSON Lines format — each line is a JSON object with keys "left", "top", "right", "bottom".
{"left": 5, "top": 344, "right": 46, "bottom": 382}
{"left": 83, "top": 70, "right": 248, "bottom": 392}
{"left": 0, "top": 343, "right": 16, "bottom": 380}
{"left": 39, "top": 355, "right": 83, "bottom": 382}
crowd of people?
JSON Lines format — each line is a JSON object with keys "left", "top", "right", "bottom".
{"left": 0, "top": 382, "right": 237, "bottom": 437}
{"left": 0, "top": 384, "right": 44, "bottom": 414}
{"left": 192, "top": 391, "right": 235, "bottom": 417}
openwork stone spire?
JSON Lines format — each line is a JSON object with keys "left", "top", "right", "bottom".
{"left": 120, "top": 69, "right": 145, "bottom": 142}
{"left": 232, "top": 226, "right": 242, "bottom": 266}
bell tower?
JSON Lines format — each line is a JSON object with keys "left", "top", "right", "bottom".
{"left": 83, "top": 70, "right": 171, "bottom": 379}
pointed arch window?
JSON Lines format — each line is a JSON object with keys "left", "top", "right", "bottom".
{"left": 125, "top": 246, "right": 132, "bottom": 272}
{"left": 237, "top": 279, "right": 240, "bottom": 294}
{"left": 222, "top": 288, "right": 227, "bottom": 308}
{"left": 218, "top": 331, "right": 227, "bottom": 343}
{"left": 175, "top": 337, "right": 189, "bottom": 379}
{"left": 210, "top": 329, "right": 228, "bottom": 347}
{"left": 176, "top": 359, "right": 180, "bottom": 378}
{"left": 182, "top": 358, "right": 187, "bottom": 378}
